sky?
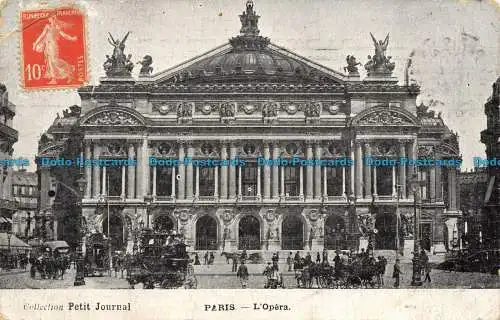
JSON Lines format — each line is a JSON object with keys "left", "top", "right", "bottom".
{"left": 0, "top": 0, "right": 498, "bottom": 171}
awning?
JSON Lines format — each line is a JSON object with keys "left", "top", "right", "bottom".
{"left": 43, "top": 241, "right": 70, "bottom": 251}
{"left": 0, "top": 232, "right": 31, "bottom": 250}
{"left": 0, "top": 217, "right": 12, "bottom": 224}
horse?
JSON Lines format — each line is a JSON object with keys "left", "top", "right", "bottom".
{"left": 220, "top": 252, "right": 239, "bottom": 264}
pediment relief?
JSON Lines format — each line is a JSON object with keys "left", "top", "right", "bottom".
{"left": 351, "top": 107, "right": 419, "bottom": 127}
{"left": 150, "top": 142, "right": 177, "bottom": 157}
{"left": 38, "top": 144, "right": 64, "bottom": 157}
{"left": 82, "top": 108, "right": 144, "bottom": 126}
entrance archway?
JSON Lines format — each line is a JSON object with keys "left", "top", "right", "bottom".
{"left": 282, "top": 215, "right": 304, "bottom": 250}
{"left": 102, "top": 214, "right": 125, "bottom": 251}
{"left": 375, "top": 211, "right": 396, "bottom": 250}
{"left": 196, "top": 215, "right": 218, "bottom": 250}
{"left": 325, "top": 215, "right": 348, "bottom": 250}
{"left": 238, "top": 215, "right": 260, "bottom": 250}
{"left": 154, "top": 215, "right": 174, "bottom": 232}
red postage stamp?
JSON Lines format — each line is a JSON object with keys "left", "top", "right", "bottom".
{"left": 20, "top": 6, "right": 88, "bottom": 90}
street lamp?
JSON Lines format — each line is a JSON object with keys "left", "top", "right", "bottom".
{"left": 74, "top": 174, "right": 87, "bottom": 286}
{"left": 143, "top": 195, "right": 154, "bottom": 229}
{"left": 7, "top": 229, "right": 12, "bottom": 252}
{"left": 408, "top": 173, "right": 426, "bottom": 287}
{"left": 347, "top": 195, "right": 357, "bottom": 252}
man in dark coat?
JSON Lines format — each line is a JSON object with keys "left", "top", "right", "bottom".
{"left": 232, "top": 256, "right": 238, "bottom": 272}
{"left": 393, "top": 258, "right": 402, "bottom": 288}
{"left": 236, "top": 260, "right": 249, "bottom": 288}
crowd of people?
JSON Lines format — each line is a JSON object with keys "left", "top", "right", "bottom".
{"left": 0, "top": 252, "right": 29, "bottom": 271}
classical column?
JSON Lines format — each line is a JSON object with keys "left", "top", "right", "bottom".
{"left": 136, "top": 141, "right": 143, "bottom": 198}
{"left": 350, "top": 142, "right": 355, "bottom": 196}
{"left": 238, "top": 166, "right": 243, "bottom": 200}
{"left": 101, "top": 165, "right": 107, "bottom": 196}
{"left": 121, "top": 165, "right": 126, "bottom": 199}
{"left": 342, "top": 166, "right": 346, "bottom": 197}
{"left": 186, "top": 144, "right": 194, "bottom": 199}
{"left": 92, "top": 144, "right": 101, "bottom": 198}
{"left": 363, "top": 143, "right": 371, "bottom": 198}
{"left": 229, "top": 143, "right": 237, "bottom": 199}
{"left": 171, "top": 166, "right": 176, "bottom": 199}
{"left": 449, "top": 167, "right": 457, "bottom": 210}
{"left": 142, "top": 138, "right": 150, "bottom": 197}
{"left": 323, "top": 166, "right": 328, "bottom": 199}
{"left": 392, "top": 165, "right": 396, "bottom": 196}
{"left": 435, "top": 165, "right": 443, "bottom": 202}
{"left": 299, "top": 165, "right": 304, "bottom": 200}
{"left": 84, "top": 141, "right": 92, "bottom": 198}
{"left": 355, "top": 142, "right": 363, "bottom": 198}
{"left": 306, "top": 143, "right": 314, "bottom": 199}
{"left": 220, "top": 143, "right": 228, "bottom": 199}
{"left": 177, "top": 143, "right": 185, "bottom": 200}
{"left": 314, "top": 143, "right": 322, "bottom": 199}
{"left": 214, "top": 166, "right": 219, "bottom": 199}
{"left": 263, "top": 142, "right": 271, "bottom": 199}
{"left": 272, "top": 143, "right": 280, "bottom": 199}
{"left": 407, "top": 139, "right": 417, "bottom": 175}
{"left": 256, "top": 165, "right": 261, "bottom": 199}
{"left": 429, "top": 166, "right": 436, "bottom": 202}
{"left": 398, "top": 142, "right": 406, "bottom": 198}
{"left": 127, "top": 144, "right": 136, "bottom": 199}
{"left": 195, "top": 166, "right": 200, "bottom": 200}
{"left": 373, "top": 166, "right": 377, "bottom": 197}
{"left": 152, "top": 166, "right": 157, "bottom": 197}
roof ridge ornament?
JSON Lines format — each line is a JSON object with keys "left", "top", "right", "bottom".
{"left": 229, "top": 1, "right": 270, "bottom": 51}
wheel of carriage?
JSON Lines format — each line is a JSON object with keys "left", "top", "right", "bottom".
{"left": 161, "top": 278, "right": 174, "bottom": 289}
{"left": 318, "top": 276, "right": 327, "bottom": 288}
{"left": 347, "top": 276, "right": 362, "bottom": 289}
{"left": 143, "top": 278, "right": 155, "bottom": 289}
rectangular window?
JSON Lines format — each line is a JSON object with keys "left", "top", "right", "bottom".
{"left": 326, "top": 167, "right": 343, "bottom": 196}
{"left": 199, "top": 167, "right": 215, "bottom": 196}
{"left": 107, "top": 166, "right": 122, "bottom": 196}
{"left": 155, "top": 167, "right": 173, "bottom": 196}
{"left": 242, "top": 162, "right": 257, "bottom": 196}
{"left": 284, "top": 166, "right": 300, "bottom": 196}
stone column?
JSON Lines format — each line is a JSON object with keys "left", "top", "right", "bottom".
{"left": 101, "top": 166, "right": 107, "bottom": 196}
{"left": 314, "top": 143, "right": 322, "bottom": 199}
{"left": 350, "top": 142, "right": 355, "bottom": 196}
{"left": 373, "top": 166, "right": 377, "bottom": 197}
{"left": 435, "top": 164, "right": 443, "bottom": 202}
{"left": 238, "top": 166, "right": 243, "bottom": 200}
{"left": 280, "top": 166, "right": 285, "bottom": 199}
{"left": 84, "top": 141, "right": 92, "bottom": 198}
{"left": 407, "top": 139, "right": 417, "bottom": 176}
{"left": 142, "top": 138, "right": 150, "bottom": 197}
{"left": 398, "top": 142, "right": 406, "bottom": 198}
{"left": 171, "top": 166, "right": 176, "bottom": 199}
{"left": 127, "top": 144, "right": 136, "bottom": 199}
{"left": 323, "top": 166, "right": 328, "bottom": 199}
{"left": 256, "top": 165, "right": 261, "bottom": 200}
{"left": 136, "top": 141, "right": 143, "bottom": 198}
{"left": 429, "top": 167, "right": 436, "bottom": 202}
{"left": 220, "top": 143, "right": 228, "bottom": 199}
{"left": 214, "top": 166, "right": 219, "bottom": 199}
{"left": 392, "top": 165, "right": 396, "bottom": 196}
{"left": 186, "top": 144, "right": 194, "bottom": 199}
{"left": 152, "top": 166, "right": 157, "bottom": 197}
{"left": 272, "top": 143, "right": 280, "bottom": 199}
{"left": 177, "top": 143, "right": 185, "bottom": 200}
{"left": 306, "top": 143, "right": 314, "bottom": 200}
{"left": 195, "top": 166, "right": 200, "bottom": 200}
{"left": 449, "top": 167, "right": 457, "bottom": 210}
{"left": 229, "top": 143, "right": 237, "bottom": 199}
{"left": 299, "top": 165, "right": 304, "bottom": 200}
{"left": 363, "top": 143, "right": 371, "bottom": 198}
{"left": 263, "top": 142, "right": 271, "bottom": 199}
{"left": 121, "top": 165, "right": 126, "bottom": 199}
{"left": 355, "top": 142, "right": 363, "bottom": 198}
{"left": 342, "top": 166, "right": 346, "bottom": 197}
{"left": 92, "top": 143, "right": 101, "bottom": 198}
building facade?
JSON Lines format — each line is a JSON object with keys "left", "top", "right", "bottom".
{"left": 75, "top": 2, "right": 461, "bottom": 254}
{"left": 480, "top": 77, "right": 500, "bottom": 249}
{"left": 11, "top": 169, "right": 38, "bottom": 239}
{"left": 0, "top": 83, "right": 19, "bottom": 233}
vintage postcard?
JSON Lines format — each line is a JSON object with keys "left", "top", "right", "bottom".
{"left": 0, "top": 0, "right": 499, "bottom": 319}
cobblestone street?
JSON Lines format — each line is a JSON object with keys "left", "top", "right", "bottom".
{"left": 0, "top": 263, "right": 497, "bottom": 289}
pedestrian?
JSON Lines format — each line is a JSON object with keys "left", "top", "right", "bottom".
{"left": 316, "top": 252, "right": 321, "bottom": 263}
{"left": 293, "top": 251, "right": 301, "bottom": 270}
{"left": 204, "top": 251, "right": 209, "bottom": 265}
{"left": 305, "top": 252, "right": 312, "bottom": 265}
{"left": 272, "top": 252, "right": 279, "bottom": 271}
{"left": 322, "top": 248, "right": 329, "bottom": 265}
{"left": 236, "top": 260, "right": 249, "bottom": 288}
{"left": 287, "top": 252, "right": 293, "bottom": 271}
{"left": 241, "top": 249, "right": 248, "bottom": 262}
{"left": 393, "top": 258, "right": 402, "bottom": 288}
{"left": 208, "top": 252, "right": 215, "bottom": 265}
{"left": 421, "top": 250, "right": 431, "bottom": 283}
{"left": 194, "top": 253, "right": 200, "bottom": 265}
{"left": 232, "top": 256, "right": 238, "bottom": 272}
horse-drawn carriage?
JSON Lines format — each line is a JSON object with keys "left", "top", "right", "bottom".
{"left": 295, "top": 255, "right": 380, "bottom": 289}
{"left": 84, "top": 233, "right": 109, "bottom": 277}
{"left": 126, "top": 229, "right": 197, "bottom": 289}
{"left": 29, "top": 241, "right": 71, "bottom": 280}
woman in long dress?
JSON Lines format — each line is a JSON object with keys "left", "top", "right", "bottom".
{"left": 33, "top": 15, "right": 77, "bottom": 84}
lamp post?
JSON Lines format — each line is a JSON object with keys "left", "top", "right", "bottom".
{"left": 74, "top": 175, "right": 87, "bottom": 286}
{"left": 7, "top": 229, "right": 11, "bottom": 252}
{"left": 347, "top": 195, "right": 357, "bottom": 252}
{"left": 408, "top": 173, "right": 425, "bottom": 287}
